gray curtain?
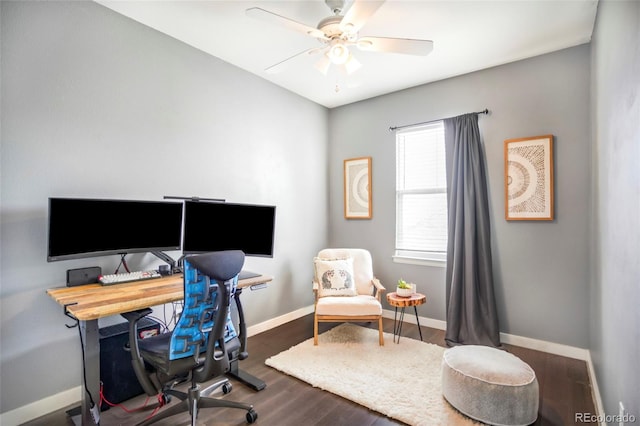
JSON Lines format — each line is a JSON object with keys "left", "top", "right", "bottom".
{"left": 444, "top": 113, "right": 501, "bottom": 347}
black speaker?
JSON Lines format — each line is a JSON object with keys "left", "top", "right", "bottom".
{"left": 99, "top": 319, "right": 161, "bottom": 410}
{"left": 67, "top": 267, "right": 101, "bottom": 287}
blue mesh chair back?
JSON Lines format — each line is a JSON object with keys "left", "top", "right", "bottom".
{"left": 169, "top": 258, "right": 237, "bottom": 360}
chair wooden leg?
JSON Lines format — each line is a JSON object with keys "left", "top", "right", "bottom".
{"left": 378, "top": 317, "right": 384, "bottom": 346}
{"left": 314, "top": 316, "right": 319, "bottom": 345}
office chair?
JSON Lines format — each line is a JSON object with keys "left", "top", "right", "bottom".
{"left": 122, "top": 250, "right": 258, "bottom": 425}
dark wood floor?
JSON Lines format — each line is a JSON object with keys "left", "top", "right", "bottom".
{"left": 23, "top": 314, "right": 596, "bottom": 426}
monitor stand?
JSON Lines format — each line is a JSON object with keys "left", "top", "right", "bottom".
{"left": 151, "top": 251, "right": 176, "bottom": 268}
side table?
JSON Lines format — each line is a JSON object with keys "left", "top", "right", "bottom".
{"left": 386, "top": 292, "right": 427, "bottom": 343}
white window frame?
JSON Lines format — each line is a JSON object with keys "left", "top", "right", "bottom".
{"left": 394, "top": 121, "right": 447, "bottom": 268}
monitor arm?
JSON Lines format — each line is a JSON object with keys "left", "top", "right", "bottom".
{"left": 151, "top": 251, "right": 176, "bottom": 269}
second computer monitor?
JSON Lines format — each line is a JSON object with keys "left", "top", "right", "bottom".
{"left": 182, "top": 201, "right": 276, "bottom": 258}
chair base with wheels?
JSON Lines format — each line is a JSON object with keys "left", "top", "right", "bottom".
{"left": 123, "top": 251, "right": 258, "bottom": 425}
{"left": 138, "top": 379, "right": 258, "bottom": 426}
{"left": 124, "top": 309, "right": 258, "bottom": 426}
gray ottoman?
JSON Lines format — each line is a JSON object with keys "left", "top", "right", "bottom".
{"left": 442, "top": 345, "right": 539, "bottom": 426}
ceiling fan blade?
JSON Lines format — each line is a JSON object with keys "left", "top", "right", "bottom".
{"left": 246, "top": 7, "right": 327, "bottom": 39}
{"left": 340, "top": 0, "right": 385, "bottom": 34}
{"left": 357, "top": 36, "right": 434, "bottom": 56}
{"left": 265, "top": 47, "right": 325, "bottom": 74}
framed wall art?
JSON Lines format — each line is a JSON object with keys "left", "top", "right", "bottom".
{"left": 344, "top": 157, "right": 372, "bottom": 219}
{"left": 504, "top": 135, "right": 554, "bottom": 221}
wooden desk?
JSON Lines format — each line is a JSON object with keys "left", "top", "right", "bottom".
{"left": 47, "top": 273, "right": 272, "bottom": 426}
{"left": 47, "top": 273, "right": 271, "bottom": 320}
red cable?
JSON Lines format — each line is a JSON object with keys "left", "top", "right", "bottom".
{"left": 114, "top": 254, "right": 132, "bottom": 274}
{"left": 99, "top": 382, "right": 164, "bottom": 419}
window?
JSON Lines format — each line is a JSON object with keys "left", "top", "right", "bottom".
{"left": 395, "top": 121, "right": 447, "bottom": 266}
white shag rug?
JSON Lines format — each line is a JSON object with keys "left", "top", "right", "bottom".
{"left": 265, "top": 323, "right": 481, "bottom": 426}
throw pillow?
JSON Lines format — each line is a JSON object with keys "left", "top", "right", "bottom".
{"left": 314, "top": 257, "right": 357, "bottom": 297}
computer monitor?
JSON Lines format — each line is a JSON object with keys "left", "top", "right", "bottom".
{"left": 182, "top": 201, "right": 276, "bottom": 258}
{"left": 47, "top": 198, "right": 183, "bottom": 262}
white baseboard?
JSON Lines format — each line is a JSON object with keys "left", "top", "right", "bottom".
{"left": 585, "top": 351, "right": 606, "bottom": 424}
{"left": 0, "top": 386, "right": 81, "bottom": 426}
{"left": 246, "top": 305, "right": 315, "bottom": 337}
{"left": 3, "top": 305, "right": 603, "bottom": 424}
{"left": 499, "top": 331, "right": 590, "bottom": 360}
{"left": 382, "top": 308, "right": 447, "bottom": 331}
{"left": 382, "top": 308, "right": 590, "bottom": 360}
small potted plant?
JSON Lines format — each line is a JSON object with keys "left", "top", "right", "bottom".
{"left": 396, "top": 279, "right": 414, "bottom": 297}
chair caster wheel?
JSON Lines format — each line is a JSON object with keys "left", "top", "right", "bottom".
{"left": 161, "top": 393, "right": 171, "bottom": 405}
{"left": 222, "top": 382, "right": 233, "bottom": 394}
{"left": 246, "top": 409, "right": 258, "bottom": 423}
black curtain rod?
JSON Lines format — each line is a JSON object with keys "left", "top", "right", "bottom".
{"left": 389, "top": 109, "right": 489, "bottom": 132}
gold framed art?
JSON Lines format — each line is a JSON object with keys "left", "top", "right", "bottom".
{"left": 504, "top": 135, "right": 554, "bottom": 221}
{"left": 344, "top": 157, "right": 372, "bottom": 219}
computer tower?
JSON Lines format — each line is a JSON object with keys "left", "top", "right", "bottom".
{"left": 99, "top": 318, "right": 161, "bottom": 410}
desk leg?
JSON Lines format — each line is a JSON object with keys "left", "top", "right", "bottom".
{"left": 227, "top": 288, "right": 266, "bottom": 391}
{"left": 80, "top": 319, "right": 100, "bottom": 426}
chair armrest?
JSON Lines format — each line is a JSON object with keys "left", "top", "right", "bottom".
{"left": 313, "top": 281, "right": 319, "bottom": 300}
{"left": 120, "top": 308, "right": 158, "bottom": 396}
{"left": 372, "top": 278, "right": 385, "bottom": 301}
{"left": 372, "top": 278, "right": 385, "bottom": 292}
{"left": 121, "top": 308, "right": 152, "bottom": 324}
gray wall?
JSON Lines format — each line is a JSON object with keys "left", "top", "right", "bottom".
{"left": 590, "top": 0, "right": 640, "bottom": 420}
{"left": 0, "top": 1, "right": 327, "bottom": 413}
{"left": 329, "top": 45, "right": 592, "bottom": 348}
{"left": 3, "top": 0, "right": 638, "bottom": 420}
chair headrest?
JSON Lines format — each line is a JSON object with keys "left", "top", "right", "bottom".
{"left": 187, "top": 250, "right": 245, "bottom": 282}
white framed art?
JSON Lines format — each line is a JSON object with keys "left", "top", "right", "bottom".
{"left": 504, "top": 135, "right": 554, "bottom": 221}
{"left": 344, "top": 157, "right": 372, "bottom": 219}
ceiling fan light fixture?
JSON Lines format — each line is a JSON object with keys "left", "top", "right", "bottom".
{"left": 248, "top": 0, "right": 434, "bottom": 83}
{"left": 343, "top": 54, "right": 362, "bottom": 74}
{"left": 328, "top": 41, "right": 350, "bottom": 64}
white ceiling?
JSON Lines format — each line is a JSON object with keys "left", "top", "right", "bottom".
{"left": 96, "top": 0, "right": 599, "bottom": 108}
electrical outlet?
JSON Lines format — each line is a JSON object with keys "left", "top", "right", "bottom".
{"left": 619, "top": 401, "right": 625, "bottom": 426}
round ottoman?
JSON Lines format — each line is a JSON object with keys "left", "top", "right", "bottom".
{"left": 442, "top": 345, "right": 539, "bottom": 426}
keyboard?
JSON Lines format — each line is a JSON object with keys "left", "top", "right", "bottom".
{"left": 99, "top": 270, "right": 161, "bottom": 285}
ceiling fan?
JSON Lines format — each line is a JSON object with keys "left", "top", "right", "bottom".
{"left": 246, "top": 0, "right": 434, "bottom": 76}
